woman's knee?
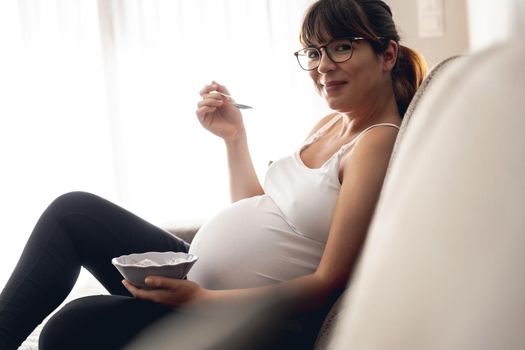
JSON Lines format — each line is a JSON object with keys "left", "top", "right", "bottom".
{"left": 27, "top": 191, "right": 103, "bottom": 248}
{"left": 47, "top": 191, "right": 102, "bottom": 215}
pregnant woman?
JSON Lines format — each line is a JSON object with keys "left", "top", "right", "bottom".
{"left": 0, "top": 0, "right": 425, "bottom": 348}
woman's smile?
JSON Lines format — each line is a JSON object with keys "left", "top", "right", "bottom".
{"left": 323, "top": 80, "right": 348, "bottom": 93}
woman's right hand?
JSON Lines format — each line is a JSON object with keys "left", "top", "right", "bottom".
{"left": 196, "top": 81, "right": 245, "bottom": 142}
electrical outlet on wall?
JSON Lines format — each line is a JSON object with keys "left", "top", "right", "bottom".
{"left": 417, "top": 0, "right": 445, "bottom": 37}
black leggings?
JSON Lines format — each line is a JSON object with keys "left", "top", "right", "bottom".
{"left": 0, "top": 191, "right": 189, "bottom": 349}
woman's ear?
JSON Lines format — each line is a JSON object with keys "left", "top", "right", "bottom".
{"left": 382, "top": 40, "right": 398, "bottom": 72}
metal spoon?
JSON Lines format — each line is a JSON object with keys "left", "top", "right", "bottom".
{"left": 216, "top": 92, "right": 253, "bottom": 109}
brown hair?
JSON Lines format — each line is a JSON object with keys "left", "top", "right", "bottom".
{"left": 299, "top": 0, "right": 426, "bottom": 116}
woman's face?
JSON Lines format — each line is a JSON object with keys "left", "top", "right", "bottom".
{"left": 308, "top": 35, "right": 390, "bottom": 113}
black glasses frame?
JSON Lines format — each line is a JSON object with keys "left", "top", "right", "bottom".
{"left": 293, "top": 37, "right": 367, "bottom": 71}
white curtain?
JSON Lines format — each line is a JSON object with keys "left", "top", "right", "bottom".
{"left": 0, "top": 0, "right": 116, "bottom": 286}
{"left": 99, "top": 0, "right": 329, "bottom": 222}
{"left": 0, "top": 0, "right": 328, "bottom": 286}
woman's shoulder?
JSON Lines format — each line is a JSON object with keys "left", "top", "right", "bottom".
{"left": 352, "top": 123, "right": 399, "bottom": 155}
{"left": 343, "top": 124, "right": 399, "bottom": 167}
{"left": 339, "top": 124, "right": 399, "bottom": 183}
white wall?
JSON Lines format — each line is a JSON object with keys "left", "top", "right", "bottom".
{"left": 386, "top": 0, "right": 470, "bottom": 68}
{"left": 518, "top": 0, "right": 525, "bottom": 34}
{"left": 387, "top": 0, "right": 524, "bottom": 69}
{"left": 467, "top": 0, "right": 524, "bottom": 51}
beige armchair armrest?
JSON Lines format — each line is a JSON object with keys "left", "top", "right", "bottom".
{"left": 163, "top": 219, "right": 206, "bottom": 245}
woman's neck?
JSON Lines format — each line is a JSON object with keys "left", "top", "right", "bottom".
{"left": 339, "top": 86, "right": 400, "bottom": 136}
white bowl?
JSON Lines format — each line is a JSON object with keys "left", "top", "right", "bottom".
{"left": 112, "top": 251, "right": 198, "bottom": 289}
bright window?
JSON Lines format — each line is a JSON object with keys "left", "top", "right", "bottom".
{"left": 0, "top": 0, "right": 328, "bottom": 286}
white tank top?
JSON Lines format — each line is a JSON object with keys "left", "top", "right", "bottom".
{"left": 188, "top": 115, "right": 399, "bottom": 289}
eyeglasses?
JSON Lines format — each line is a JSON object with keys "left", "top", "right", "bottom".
{"left": 294, "top": 37, "right": 366, "bottom": 71}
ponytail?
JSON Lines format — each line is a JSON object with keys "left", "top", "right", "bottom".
{"left": 392, "top": 45, "right": 427, "bottom": 116}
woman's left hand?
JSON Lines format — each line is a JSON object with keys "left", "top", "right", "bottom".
{"left": 122, "top": 277, "right": 210, "bottom": 307}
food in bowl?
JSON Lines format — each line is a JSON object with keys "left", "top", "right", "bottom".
{"left": 112, "top": 251, "right": 198, "bottom": 289}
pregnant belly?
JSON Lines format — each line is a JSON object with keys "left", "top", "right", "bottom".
{"left": 187, "top": 195, "right": 324, "bottom": 290}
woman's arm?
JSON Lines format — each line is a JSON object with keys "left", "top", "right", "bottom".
{"left": 224, "top": 132, "right": 264, "bottom": 202}
{"left": 197, "top": 82, "right": 264, "bottom": 202}
{"left": 124, "top": 126, "right": 398, "bottom": 314}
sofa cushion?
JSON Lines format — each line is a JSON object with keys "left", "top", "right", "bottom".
{"left": 387, "top": 55, "right": 460, "bottom": 171}
{"left": 329, "top": 40, "right": 525, "bottom": 350}
{"left": 312, "top": 54, "right": 462, "bottom": 350}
